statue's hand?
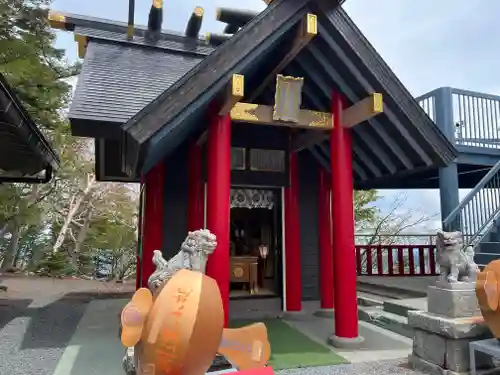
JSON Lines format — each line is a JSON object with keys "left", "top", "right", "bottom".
{"left": 121, "top": 288, "right": 153, "bottom": 348}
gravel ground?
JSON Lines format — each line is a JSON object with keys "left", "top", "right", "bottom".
{"left": 277, "top": 359, "right": 423, "bottom": 375}
{"left": 0, "top": 275, "right": 134, "bottom": 375}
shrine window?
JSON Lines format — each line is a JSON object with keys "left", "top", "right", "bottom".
{"left": 230, "top": 147, "right": 246, "bottom": 170}
{"left": 249, "top": 149, "right": 285, "bottom": 172}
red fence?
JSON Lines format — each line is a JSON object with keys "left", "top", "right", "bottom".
{"left": 355, "top": 245, "right": 438, "bottom": 276}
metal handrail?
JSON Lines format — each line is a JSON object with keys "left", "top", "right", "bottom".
{"left": 443, "top": 159, "right": 500, "bottom": 247}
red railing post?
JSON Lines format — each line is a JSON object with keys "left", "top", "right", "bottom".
{"left": 366, "top": 247, "right": 373, "bottom": 276}
{"left": 429, "top": 246, "right": 437, "bottom": 275}
{"left": 397, "top": 247, "right": 405, "bottom": 275}
{"left": 356, "top": 247, "right": 362, "bottom": 275}
{"left": 376, "top": 245, "right": 383, "bottom": 275}
{"left": 408, "top": 247, "right": 415, "bottom": 276}
{"left": 387, "top": 248, "right": 394, "bottom": 276}
{"left": 419, "top": 247, "right": 427, "bottom": 275}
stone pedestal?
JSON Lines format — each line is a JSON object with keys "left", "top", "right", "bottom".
{"left": 408, "top": 281, "right": 494, "bottom": 375}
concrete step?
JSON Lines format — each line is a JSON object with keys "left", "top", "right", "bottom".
{"left": 383, "top": 298, "right": 427, "bottom": 317}
{"left": 357, "top": 291, "right": 387, "bottom": 307}
{"left": 477, "top": 242, "right": 500, "bottom": 254}
{"left": 357, "top": 280, "right": 427, "bottom": 299}
{"left": 475, "top": 252, "right": 500, "bottom": 266}
{"left": 358, "top": 306, "right": 413, "bottom": 339}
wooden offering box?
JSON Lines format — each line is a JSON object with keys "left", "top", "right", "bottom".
{"left": 230, "top": 256, "right": 258, "bottom": 294}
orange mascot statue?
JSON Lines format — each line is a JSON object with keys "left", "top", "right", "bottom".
{"left": 477, "top": 259, "right": 500, "bottom": 339}
{"left": 120, "top": 229, "right": 271, "bottom": 375}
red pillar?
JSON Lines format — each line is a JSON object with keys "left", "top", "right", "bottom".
{"left": 330, "top": 92, "right": 359, "bottom": 341}
{"left": 187, "top": 143, "right": 205, "bottom": 231}
{"left": 139, "top": 161, "right": 165, "bottom": 289}
{"left": 284, "top": 152, "right": 302, "bottom": 312}
{"left": 205, "top": 112, "right": 231, "bottom": 327}
{"left": 318, "top": 168, "right": 334, "bottom": 310}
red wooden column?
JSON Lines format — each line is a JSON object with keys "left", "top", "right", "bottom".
{"left": 316, "top": 167, "right": 334, "bottom": 316}
{"left": 187, "top": 143, "right": 205, "bottom": 231}
{"left": 283, "top": 152, "right": 302, "bottom": 313}
{"left": 139, "top": 161, "right": 165, "bottom": 289}
{"left": 205, "top": 112, "right": 231, "bottom": 327}
{"left": 329, "top": 92, "right": 363, "bottom": 347}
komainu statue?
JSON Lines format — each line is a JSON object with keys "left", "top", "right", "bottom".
{"left": 120, "top": 229, "right": 271, "bottom": 375}
{"left": 436, "top": 230, "right": 478, "bottom": 283}
{"left": 476, "top": 260, "right": 500, "bottom": 339}
{"left": 147, "top": 229, "right": 217, "bottom": 294}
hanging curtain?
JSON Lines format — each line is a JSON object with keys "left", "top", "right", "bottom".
{"left": 230, "top": 189, "right": 274, "bottom": 210}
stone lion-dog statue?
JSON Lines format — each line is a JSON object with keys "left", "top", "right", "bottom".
{"left": 120, "top": 229, "right": 271, "bottom": 375}
{"left": 436, "top": 231, "right": 477, "bottom": 283}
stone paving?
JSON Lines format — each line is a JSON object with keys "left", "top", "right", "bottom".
{"left": 0, "top": 275, "right": 431, "bottom": 375}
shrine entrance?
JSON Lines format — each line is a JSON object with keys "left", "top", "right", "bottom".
{"left": 228, "top": 188, "right": 283, "bottom": 299}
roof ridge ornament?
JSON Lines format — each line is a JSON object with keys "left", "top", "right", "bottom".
{"left": 146, "top": 0, "right": 163, "bottom": 41}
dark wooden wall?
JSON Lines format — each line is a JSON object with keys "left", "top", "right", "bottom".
{"left": 297, "top": 151, "right": 320, "bottom": 301}
{"left": 162, "top": 147, "right": 189, "bottom": 260}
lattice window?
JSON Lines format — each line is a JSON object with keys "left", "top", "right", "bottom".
{"left": 249, "top": 149, "right": 285, "bottom": 172}
{"left": 231, "top": 147, "right": 246, "bottom": 170}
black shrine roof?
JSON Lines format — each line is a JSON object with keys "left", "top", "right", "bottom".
{"left": 0, "top": 74, "right": 60, "bottom": 183}
{"left": 66, "top": 0, "right": 457, "bottom": 186}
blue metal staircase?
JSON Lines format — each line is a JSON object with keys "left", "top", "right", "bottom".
{"left": 441, "top": 160, "right": 500, "bottom": 267}
{"left": 417, "top": 88, "right": 500, "bottom": 267}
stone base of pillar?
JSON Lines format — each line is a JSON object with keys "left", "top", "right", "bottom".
{"left": 313, "top": 308, "right": 334, "bottom": 318}
{"left": 283, "top": 310, "right": 306, "bottom": 321}
{"left": 408, "top": 282, "right": 493, "bottom": 375}
{"left": 328, "top": 334, "right": 364, "bottom": 349}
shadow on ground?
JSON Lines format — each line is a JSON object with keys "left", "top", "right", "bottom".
{"left": 0, "top": 291, "right": 132, "bottom": 351}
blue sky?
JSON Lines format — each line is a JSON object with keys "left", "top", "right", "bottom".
{"left": 51, "top": 0, "right": 500, "bottom": 231}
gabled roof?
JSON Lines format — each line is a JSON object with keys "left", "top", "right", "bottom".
{"left": 118, "top": 0, "right": 457, "bottom": 181}
{"left": 0, "top": 74, "right": 60, "bottom": 183}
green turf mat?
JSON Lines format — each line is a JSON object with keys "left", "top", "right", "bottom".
{"left": 229, "top": 319, "right": 349, "bottom": 370}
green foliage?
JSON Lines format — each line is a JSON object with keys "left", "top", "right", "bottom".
{"left": 0, "top": 0, "right": 80, "bottom": 131}
{"left": 354, "top": 190, "right": 379, "bottom": 224}
{"left": 0, "top": 0, "right": 138, "bottom": 280}
{"left": 34, "top": 251, "right": 75, "bottom": 276}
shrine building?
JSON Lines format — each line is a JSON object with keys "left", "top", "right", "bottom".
{"left": 49, "top": 0, "right": 457, "bottom": 347}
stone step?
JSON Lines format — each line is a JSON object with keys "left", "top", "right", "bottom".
{"left": 358, "top": 306, "right": 413, "bottom": 339}
{"left": 357, "top": 291, "right": 386, "bottom": 307}
{"left": 383, "top": 298, "right": 427, "bottom": 317}
{"left": 357, "top": 280, "right": 427, "bottom": 299}
{"left": 483, "top": 229, "right": 500, "bottom": 243}
{"left": 475, "top": 252, "right": 500, "bottom": 266}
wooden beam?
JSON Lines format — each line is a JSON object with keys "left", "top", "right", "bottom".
{"left": 342, "top": 92, "right": 383, "bottom": 128}
{"left": 218, "top": 74, "right": 245, "bottom": 115}
{"left": 248, "top": 13, "right": 317, "bottom": 101}
{"left": 230, "top": 102, "right": 332, "bottom": 130}
{"left": 290, "top": 93, "right": 384, "bottom": 151}
{"left": 74, "top": 34, "right": 88, "bottom": 59}
{"left": 48, "top": 11, "right": 67, "bottom": 30}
